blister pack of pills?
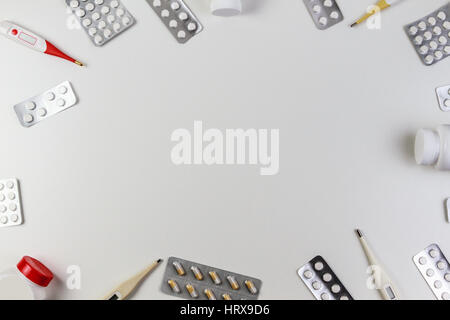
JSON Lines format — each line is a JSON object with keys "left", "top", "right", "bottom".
{"left": 14, "top": 81, "right": 78, "bottom": 127}
{"left": 146, "top": 0, "right": 203, "bottom": 44}
{"left": 66, "top": 0, "right": 135, "bottom": 46}
{"left": 297, "top": 255, "right": 353, "bottom": 300}
{"left": 413, "top": 243, "right": 450, "bottom": 300}
{"left": 161, "top": 257, "right": 262, "bottom": 300}
{"left": 436, "top": 85, "right": 450, "bottom": 111}
{"left": 0, "top": 179, "right": 23, "bottom": 228}
{"left": 303, "top": 0, "right": 343, "bottom": 30}
{"left": 404, "top": 3, "right": 450, "bottom": 66}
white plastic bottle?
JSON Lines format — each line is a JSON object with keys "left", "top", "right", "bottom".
{"left": 415, "top": 125, "right": 450, "bottom": 170}
{"left": 0, "top": 256, "right": 54, "bottom": 300}
{"left": 211, "top": 0, "right": 242, "bottom": 16}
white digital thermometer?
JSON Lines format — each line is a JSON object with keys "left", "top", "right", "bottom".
{"left": 0, "top": 21, "right": 83, "bottom": 66}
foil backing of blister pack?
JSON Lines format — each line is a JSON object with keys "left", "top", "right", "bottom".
{"left": 297, "top": 255, "right": 353, "bottom": 300}
{"left": 303, "top": 0, "right": 343, "bottom": 30}
{"left": 436, "top": 84, "right": 450, "bottom": 111}
{"left": 404, "top": 3, "right": 450, "bottom": 66}
{"left": 66, "top": 0, "right": 136, "bottom": 46}
{"left": 413, "top": 243, "right": 450, "bottom": 300}
{"left": 14, "top": 81, "right": 77, "bottom": 127}
{"left": 146, "top": 0, "right": 203, "bottom": 43}
{"left": 161, "top": 257, "right": 262, "bottom": 300}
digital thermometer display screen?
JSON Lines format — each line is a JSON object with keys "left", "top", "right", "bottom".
{"left": 18, "top": 32, "right": 37, "bottom": 45}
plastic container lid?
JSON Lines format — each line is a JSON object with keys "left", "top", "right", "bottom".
{"left": 17, "top": 256, "right": 54, "bottom": 287}
{"left": 415, "top": 129, "right": 441, "bottom": 166}
{"left": 211, "top": 0, "right": 242, "bottom": 16}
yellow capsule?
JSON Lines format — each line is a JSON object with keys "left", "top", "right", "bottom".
{"left": 209, "top": 271, "right": 222, "bottom": 285}
{"left": 186, "top": 283, "right": 198, "bottom": 298}
{"left": 222, "top": 293, "right": 232, "bottom": 300}
{"left": 204, "top": 289, "right": 216, "bottom": 300}
{"left": 168, "top": 279, "right": 180, "bottom": 293}
{"left": 190, "top": 266, "right": 204, "bottom": 280}
{"left": 172, "top": 261, "right": 186, "bottom": 276}
{"left": 227, "top": 275, "right": 240, "bottom": 290}
{"left": 245, "top": 280, "right": 258, "bottom": 294}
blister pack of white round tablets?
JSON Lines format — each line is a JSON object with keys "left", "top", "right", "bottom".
{"left": 413, "top": 243, "right": 450, "bottom": 300}
{"left": 14, "top": 81, "right": 78, "bottom": 128}
{"left": 297, "top": 255, "right": 353, "bottom": 300}
{"left": 436, "top": 85, "right": 450, "bottom": 112}
{"left": 303, "top": 0, "right": 344, "bottom": 30}
{"left": 66, "top": 0, "right": 135, "bottom": 46}
{"left": 404, "top": 3, "right": 450, "bottom": 66}
{"left": 146, "top": 0, "right": 203, "bottom": 44}
{"left": 0, "top": 179, "right": 23, "bottom": 228}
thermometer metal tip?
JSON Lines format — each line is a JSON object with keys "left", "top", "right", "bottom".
{"left": 75, "top": 60, "right": 84, "bottom": 67}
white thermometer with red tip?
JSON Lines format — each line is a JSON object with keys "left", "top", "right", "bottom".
{"left": 0, "top": 21, "right": 84, "bottom": 66}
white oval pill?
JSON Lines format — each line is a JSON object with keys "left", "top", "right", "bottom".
{"left": 178, "top": 12, "right": 188, "bottom": 20}
{"left": 171, "top": 2, "right": 180, "bottom": 10}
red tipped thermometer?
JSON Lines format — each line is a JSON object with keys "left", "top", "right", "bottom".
{"left": 0, "top": 21, "right": 84, "bottom": 67}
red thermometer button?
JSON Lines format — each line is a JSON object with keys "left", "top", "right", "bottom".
{"left": 11, "top": 29, "right": 18, "bottom": 36}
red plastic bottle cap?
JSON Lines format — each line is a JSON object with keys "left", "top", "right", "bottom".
{"left": 17, "top": 256, "right": 54, "bottom": 287}
{"left": 11, "top": 29, "right": 18, "bottom": 36}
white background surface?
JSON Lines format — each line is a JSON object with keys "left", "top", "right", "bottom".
{"left": 0, "top": 0, "right": 449, "bottom": 300}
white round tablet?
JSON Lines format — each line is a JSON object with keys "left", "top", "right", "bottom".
{"left": 178, "top": 12, "right": 188, "bottom": 20}
{"left": 57, "top": 99, "right": 66, "bottom": 107}
{"left": 171, "top": 2, "right": 180, "bottom": 10}
{"left": 187, "top": 22, "right": 197, "bottom": 32}
{"left": 322, "top": 273, "right": 332, "bottom": 282}
{"left": 0, "top": 205, "right": 6, "bottom": 213}
{"left": 303, "top": 270, "right": 313, "bottom": 279}
{"left": 122, "top": 16, "right": 131, "bottom": 25}
{"left": 445, "top": 273, "right": 450, "bottom": 282}
{"left": 437, "top": 261, "right": 446, "bottom": 270}
{"left": 86, "top": 3, "right": 95, "bottom": 11}
{"left": 0, "top": 216, "right": 7, "bottom": 224}
{"left": 116, "top": 8, "right": 125, "bottom": 16}
{"left": 111, "top": 0, "right": 119, "bottom": 8}
{"left": 70, "top": 0, "right": 79, "bottom": 8}
{"left": 25, "top": 101, "right": 36, "bottom": 110}
{"left": 10, "top": 214, "right": 18, "bottom": 223}
{"left": 46, "top": 92, "right": 55, "bottom": 101}
{"left": 94, "top": 35, "right": 103, "bottom": 44}
{"left": 113, "top": 23, "right": 121, "bottom": 32}
{"left": 314, "top": 262, "right": 324, "bottom": 271}
{"left": 6, "top": 181, "right": 13, "bottom": 189}
{"left": 23, "top": 114, "right": 34, "bottom": 124}
{"left": 340, "top": 296, "right": 349, "bottom": 300}
{"left": 107, "top": 14, "right": 116, "bottom": 23}
{"left": 8, "top": 193, "right": 15, "bottom": 200}
{"left": 82, "top": 18, "right": 92, "bottom": 27}
{"left": 312, "top": 281, "right": 321, "bottom": 290}
{"left": 169, "top": 20, "right": 178, "bottom": 28}
{"left": 442, "top": 292, "right": 450, "bottom": 300}
{"left": 101, "top": 6, "right": 110, "bottom": 14}
{"left": 426, "top": 268, "right": 434, "bottom": 277}
{"left": 95, "top": 0, "right": 104, "bottom": 4}
{"left": 419, "top": 257, "right": 427, "bottom": 265}
{"left": 92, "top": 12, "right": 101, "bottom": 20}
{"left": 37, "top": 108, "right": 47, "bottom": 117}
{"left": 321, "top": 293, "right": 330, "bottom": 300}
{"left": 58, "top": 86, "right": 68, "bottom": 94}
{"left": 89, "top": 27, "right": 97, "bottom": 36}
{"left": 9, "top": 203, "right": 17, "bottom": 211}
{"left": 104, "top": 29, "right": 112, "bottom": 38}
{"left": 76, "top": 9, "right": 86, "bottom": 17}
{"left": 430, "top": 249, "right": 439, "bottom": 258}
{"left": 98, "top": 20, "right": 107, "bottom": 29}
{"left": 435, "top": 280, "right": 443, "bottom": 289}
{"left": 331, "top": 284, "right": 341, "bottom": 293}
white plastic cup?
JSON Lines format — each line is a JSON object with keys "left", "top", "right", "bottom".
{"left": 211, "top": 0, "right": 242, "bottom": 17}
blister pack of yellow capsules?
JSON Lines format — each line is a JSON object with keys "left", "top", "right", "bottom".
{"left": 161, "top": 257, "right": 262, "bottom": 300}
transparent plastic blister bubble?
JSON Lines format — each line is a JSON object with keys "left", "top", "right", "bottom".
{"left": 14, "top": 81, "right": 77, "bottom": 127}
{"left": 146, "top": 0, "right": 203, "bottom": 44}
{"left": 436, "top": 85, "right": 450, "bottom": 111}
{"left": 0, "top": 179, "right": 23, "bottom": 228}
{"left": 413, "top": 244, "right": 450, "bottom": 300}
{"left": 404, "top": 3, "right": 450, "bottom": 66}
{"left": 161, "top": 257, "right": 262, "bottom": 300}
{"left": 66, "top": 0, "right": 136, "bottom": 46}
{"left": 303, "top": 0, "right": 344, "bottom": 30}
{"left": 297, "top": 255, "right": 353, "bottom": 300}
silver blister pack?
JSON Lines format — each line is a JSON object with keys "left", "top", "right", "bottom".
{"left": 297, "top": 255, "right": 353, "bottom": 300}
{"left": 161, "top": 257, "right": 262, "bottom": 300}
{"left": 413, "top": 243, "right": 450, "bottom": 300}
{"left": 66, "top": 0, "right": 136, "bottom": 46}
{"left": 436, "top": 85, "right": 450, "bottom": 111}
{"left": 404, "top": 3, "right": 450, "bottom": 66}
{"left": 14, "top": 81, "right": 78, "bottom": 127}
{"left": 146, "top": 0, "right": 203, "bottom": 44}
{"left": 0, "top": 179, "right": 23, "bottom": 228}
{"left": 303, "top": 0, "right": 343, "bottom": 30}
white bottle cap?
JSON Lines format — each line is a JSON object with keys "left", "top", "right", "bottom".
{"left": 415, "top": 129, "right": 440, "bottom": 166}
{"left": 211, "top": 0, "right": 242, "bottom": 17}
